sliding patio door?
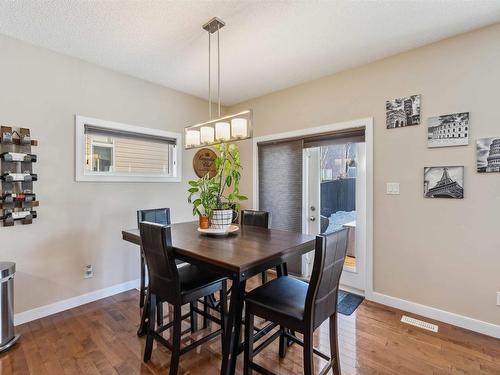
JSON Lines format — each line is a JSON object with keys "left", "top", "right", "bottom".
{"left": 257, "top": 126, "right": 368, "bottom": 290}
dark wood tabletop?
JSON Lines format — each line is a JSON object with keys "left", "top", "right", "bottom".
{"left": 122, "top": 221, "right": 316, "bottom": 279}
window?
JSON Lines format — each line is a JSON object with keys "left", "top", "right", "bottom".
{"left": 76, "top": 115, "right": 182, "bottom": 182}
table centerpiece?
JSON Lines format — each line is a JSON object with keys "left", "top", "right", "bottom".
{"left": 188, "top": 142, "right": 247, "bottom": 232}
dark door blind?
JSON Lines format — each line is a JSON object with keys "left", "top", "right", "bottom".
{"left": 258, "top": 140, "right": 303, "bottom": 233}
{"left": 302, "top": 127, "right": 365, "bottom": 148}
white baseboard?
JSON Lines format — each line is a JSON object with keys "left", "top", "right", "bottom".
{"left": 369, "top": 291, "right": 500, "bottom": 339}
{"left": 14, "top": 278, "right": 140, "bottom": 326}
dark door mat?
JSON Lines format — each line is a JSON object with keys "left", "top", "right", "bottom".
{"left": 337, "top": 290, "right": 364, "bottom": 316}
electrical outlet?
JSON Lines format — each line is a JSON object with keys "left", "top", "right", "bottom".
{"left": 497, "top": 292, "right": 500, "bottom": 306}
{"left": 84, "top": 264, "right": 93, "bottom": 279}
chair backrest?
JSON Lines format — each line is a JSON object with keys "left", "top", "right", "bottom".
{"left": 139, "top": 221, "right": 180, "bottom": 304}
{"left": 240, "top": 210, "right": 270, "bottom": 228}
{"left": 305, "top": 228, "right": 348, "bottom": 329}
{"left": 137, "top": 208, "right": 171, "bottom": 226}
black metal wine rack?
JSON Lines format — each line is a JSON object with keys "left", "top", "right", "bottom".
{"left": 0, "top": 126, "right": 39, "bottom": 226}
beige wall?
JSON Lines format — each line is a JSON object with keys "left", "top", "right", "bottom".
{"left": 0, "top": 34, "right": 207, "bottom": 314}
{"left": 229, "top": 24, "right": 500, "bottom": 325}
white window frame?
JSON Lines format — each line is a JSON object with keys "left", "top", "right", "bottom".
{"left": 75, "top": 115, "right": 182, "bottom": 182}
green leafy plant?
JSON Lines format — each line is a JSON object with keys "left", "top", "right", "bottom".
{"left": 187, "top": 142, "right": 247, "bottom": 217}
{"left": 212, "top": 142, "right": 248, "bottom": 211}
{"left": 187, "top": 172, "right": 217, "bottom": 217}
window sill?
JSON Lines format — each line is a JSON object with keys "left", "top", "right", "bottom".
{"left": 76, "top": 173, "right": 181, "bottom": 183}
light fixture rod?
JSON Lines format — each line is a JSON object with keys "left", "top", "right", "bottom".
{"left": 217, "top": 24, "right": 221, "bottom": 118}
{"left": 208, "top": 30, "right": 211, "bottom": 120}
{"left": 203, "top": 17, "right": 225, "bottom": 120}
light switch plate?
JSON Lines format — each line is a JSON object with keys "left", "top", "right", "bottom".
{"left": 497, "top": 291, "right": 500, "bottom": 306}
{"left": 386, "top": 182, "right": 400, "bottom": 195}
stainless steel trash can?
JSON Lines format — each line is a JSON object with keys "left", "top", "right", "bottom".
{"left": 0, "top": 262, "right": 19, "bottom": 352}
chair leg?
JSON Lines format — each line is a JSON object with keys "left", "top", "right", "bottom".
{"left": 203, "top": 296, "right": 209, "bottom": 328}
{"left": 143, "top": 293, "right": 156, "bottom": 362}
{"left": 190, "top": 301, "right": 198, "bottom": 333}
{"left": 170, "top": 305, "right": 182, "bottom": 375}
{"left": 330, "top": 313, "right": 341, "bottom": 375}
{"left": 137, "top": 291, "right": 149, "bottom": 337}
{"left": 278, "top": 326, "right": 287, "bottom": 359}
{"left": 156, "top": 300, "right": 163, "bottom": 326}
{"left": 218, "top": 281, "right": 228, "bottom": 352}
{"left": 260, "top": 271, "right": 268, "bottom": 284}
{"left": 303, "top": 331, "right": 314, "bottom": 375}
{"left": 220, "top": 280, "right": 228, "bottom": 341}
{"left": 139, "top": 251, "right": 146, "bottom": 308}
{"left": 243, "top": 310, "right": 254, "bottom": 375}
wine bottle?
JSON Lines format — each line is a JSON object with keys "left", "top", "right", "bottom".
{"left": 0, "top": 152, "right": 37, "bottom": 162}
{"left": 0, "top": 172, "right": 38, "bottom": 182}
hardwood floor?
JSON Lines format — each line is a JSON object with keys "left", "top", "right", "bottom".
{"left": 1, "top": 279, "right": 499, "bottom": 375}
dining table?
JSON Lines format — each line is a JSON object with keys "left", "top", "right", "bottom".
{"left": 122, "top": 221, "right": 316, "bottom": 375}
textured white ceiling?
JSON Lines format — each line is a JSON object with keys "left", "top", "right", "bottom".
{"left": 1, "top": 1, "right": 500, "bottom": 105}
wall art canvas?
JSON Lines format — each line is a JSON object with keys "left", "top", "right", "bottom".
{"left": 386, "top": 94, "right": 421, "bottom": 129}
{"left": 424, "top": 166, "right": 464, "bottom": 199}
{"left": 477, "top": 137, "right": 500, "bottom": 173}
{"left": 427, "top": 112, "right": 469, "bottom": 148}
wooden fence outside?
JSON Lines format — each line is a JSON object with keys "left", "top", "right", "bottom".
{"left": 320, "top": 178, "right": 356, "bottom": 217}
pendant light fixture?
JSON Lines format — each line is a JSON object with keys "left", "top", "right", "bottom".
{"left": 184, "top": 17, "right": 252, "bottom": 149}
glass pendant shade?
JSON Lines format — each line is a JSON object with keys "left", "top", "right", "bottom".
{"left": 231, "top": 118, "right": 247, "bottom": 138}
{"left": 184, "top": 110, "right": 252, "bottom": 149}
{"left": 186, "top": 130, "right": 201, "bottom": 148}
{"left": 215, "top": 122, "right": 231, "bottom": 141}
{"left": 200, "top": 126, "right": 215, "bottom": 144}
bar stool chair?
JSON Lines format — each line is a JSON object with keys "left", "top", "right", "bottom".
{"left": 138, "top": 208, "right": 203, "bottom": 333}
{"left": 243, "top": 228, "right": 348, "bottom": 375}
{"left": 139, "top": 221, "right": 228, "bottom": 375}
{"left": 137, "top": 208, "right": 172, "bottom": 309}
{"left": 240, "top": 210, "right": 288, "bottom": 282}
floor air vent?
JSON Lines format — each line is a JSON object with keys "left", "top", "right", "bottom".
{"left": 401, "top": 315, "right": 438, "bottom": 333}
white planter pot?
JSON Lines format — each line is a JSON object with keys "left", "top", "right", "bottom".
{"left": 210, "top": 209, "right": 233, "bottom": 229}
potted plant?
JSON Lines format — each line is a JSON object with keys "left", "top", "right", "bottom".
{"left": 187, "top": 142, "right": 247, "bottom": 230}
{"left": 187, "top": 173, "right": 217, "bottom": 229}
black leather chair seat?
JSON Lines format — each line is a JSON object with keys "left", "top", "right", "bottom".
{"left": 245, "top": 276, "right": 308, "bottom": 322}
{"left": 179, "top": 264, "right": 225, "bottom": 297}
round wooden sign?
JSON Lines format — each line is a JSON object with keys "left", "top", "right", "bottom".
{"left": 193, "top": 148, "right": 217, "bottom": 178}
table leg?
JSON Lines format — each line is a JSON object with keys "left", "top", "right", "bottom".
{"left": 221, "top": 279, "right": 246, "bottom": 375}
{"left": 276, "top": 262, "right": 288, "bottom": 277}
